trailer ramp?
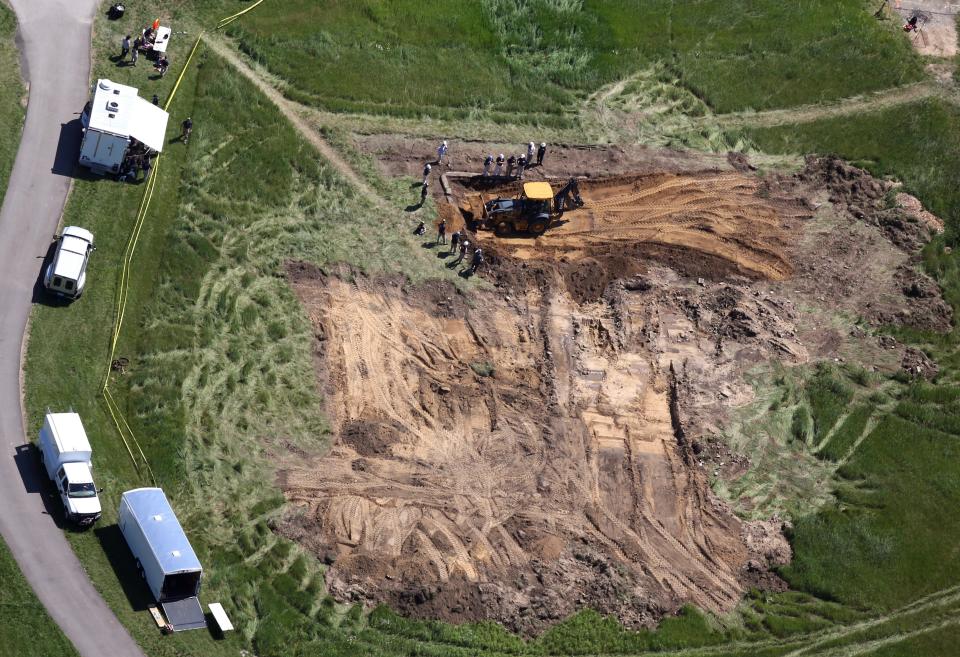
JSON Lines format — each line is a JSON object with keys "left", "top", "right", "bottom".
{"left": 161, "top": 596, "right": 206, "bottom": 631}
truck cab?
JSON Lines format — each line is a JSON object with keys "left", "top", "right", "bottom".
{"left": 43, "top": 226, "right": 94, "bottom": 299}
{"left": 54, "top": 462, "right": 102, "bottom": 526}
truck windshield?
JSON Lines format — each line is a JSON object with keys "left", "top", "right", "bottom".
{"left": 68, "top": 482, "right": 97, "bottom": 498}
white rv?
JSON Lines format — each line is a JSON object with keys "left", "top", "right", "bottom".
{"left": 79, "top": 79, "right": 169, "bottom": 175}
{"left": 118, "top": 488, "right": 206, "bottom": 631}
{"left": 38, "top": 412, "right": 102, "bottom": 527}
{"left": 43, "top": 226, "right": 94, "bottom": 299}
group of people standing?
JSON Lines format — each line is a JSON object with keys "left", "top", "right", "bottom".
{"left": 483, "top": 142, "right": 546, "bottom": 179}
{"left": 118, "top": 138, "right": 156, "bottom": 183}
{"left": 118, "top": 22, "right": 170, "bottom": 76}
{"left": 413, "top": 217, "right": 483, "bottom": 274}
{"left": 415, "top": 138, "right": 550, "bottom": 276}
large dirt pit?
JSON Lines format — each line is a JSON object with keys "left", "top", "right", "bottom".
{"left": 274, "top": 154, "right": 951, "bottom": 634}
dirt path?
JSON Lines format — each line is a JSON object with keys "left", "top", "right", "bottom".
{"left": 705, "top": 81, "right": 943, "bottom": 129}
{"left": 0, "top": 1, "right": 146, "bottom": 656}
{"left": 202, "top": 34, "right": 379, "bottom": 201}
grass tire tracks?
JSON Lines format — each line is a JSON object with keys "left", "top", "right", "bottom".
{"left": 202, "top": 34, "right": 380, "bottom": 203}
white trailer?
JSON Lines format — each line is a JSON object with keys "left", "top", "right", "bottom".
{"left": 38, "top": 412, "right": 102, "bottom": 527}
{"left": 79, "top": 79, "right": 169, "bottom": 175}
{"left": 118, "top": 488, "right": 206, "bottom": 631}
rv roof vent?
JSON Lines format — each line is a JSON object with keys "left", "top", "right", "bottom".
{"left": 113, "top": 89, "right": 120, "bottom": 95}
{"left": 108, "top": 113, "right": 116, "bottom": 119}
{"left": 98, "top": 80, "right": 112, "bottom": 91}
{"left": 152, "top": 514, "right": 163, "bottom": 522}
{"left": 171, "top": 550, "right": 182, "bottom": 558}
{"left": 107, "top": 100, "right": 120, "bottom": 111}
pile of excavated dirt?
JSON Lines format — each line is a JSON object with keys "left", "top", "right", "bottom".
{"left": 273, "top": 146, "right": 952, "bottom": 635}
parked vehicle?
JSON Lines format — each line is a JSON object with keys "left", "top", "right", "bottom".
{"left": 38, "top": 412, "right": 102, "bottom": 527}
{"left": 79, "top": 79, "right": 169, "bottom": 175}
{"left": 43, "top": 226, "right": 94, "bottom": 299}
{"left": 118, "top": 488, "right": 206, "bottom": 631}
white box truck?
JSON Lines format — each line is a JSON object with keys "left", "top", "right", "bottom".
{"left": 118, "top": 488, "right": 206, "bottom": 631}
{"left": 79, "top": 79, "right": 169, "bottom": 175}
{"left": 38, "top": 412, "right": 102, "bottom": 527}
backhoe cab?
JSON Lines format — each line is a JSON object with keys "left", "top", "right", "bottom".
{"left": 480, "top": 179, "right": 583, "bottom": 237}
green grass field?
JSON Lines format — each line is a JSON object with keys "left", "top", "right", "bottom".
{"left": 225, "top": 0, "right": 921, "bottom": 118}
{"left": 0, "top": 4, "right": 24, "bottom": 202}
{"left": 14, "top": 1, "right": 960, "bottom": 656}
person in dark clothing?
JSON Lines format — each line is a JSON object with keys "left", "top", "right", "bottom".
{"left": 537, "top": 142, "right": 546, "bottom": 166}
{"left": 449, "top": 230, "right": 461, "bottom": 255}
{"left": 414, "top": 221, "right": 426, "bottom": 236}
{"left": 483, "top": 154, "right": 493, "bottom": 176}
{"left": 469, "top": 247, "right": 484, "bottom": 274}
{"left": 142, "top": 157, "right": 153, "bottom": 180}
{"left": 422, "top": 162, "right": 432, "bottom": 185}
{"left": 456, "top": 240, "right": 470, "bottom": 265}
{"left": 506, "top": 155, "right": 516, "bottom": 177}
{"left": 152, "top": 94, "right": 160, "bottom": 106}
{"left": 155, "top": 55, "right": 170, "bottom": 77}
{"left": 181, "top": 117, "right": 193, "bottom": 143}
{"left": 421, "top": 181, "right": 429, "bottom": 204}
{"left": 437, "top": 218, "right": 447, "bottom": 245}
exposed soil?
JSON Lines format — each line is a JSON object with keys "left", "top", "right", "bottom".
{"left": 275, "top": 146, "right": 951, "bottom": 634}
{"left": 896, "top": 4, "right": 958, "bottom": 58}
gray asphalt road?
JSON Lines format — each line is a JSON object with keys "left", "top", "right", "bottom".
{"left": 0, "top": 1, "right": 145, "bottom": 656}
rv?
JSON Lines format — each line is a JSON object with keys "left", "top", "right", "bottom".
{"left": 79, "top": 79, "right": 169, "bottom": 175}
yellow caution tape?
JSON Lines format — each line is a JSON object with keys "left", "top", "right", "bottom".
{"left": 217, "top": 0, "right": 266, "bottom": 30}
{"left": 100, "top": 4, "right": 265, "bottom": 481}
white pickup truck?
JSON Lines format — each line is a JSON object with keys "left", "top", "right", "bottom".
{"left": 43, "top": 226, "right": 94, "bottom": 299}
{"left": 38, "top": 412, "right": 102, "bottom": 527}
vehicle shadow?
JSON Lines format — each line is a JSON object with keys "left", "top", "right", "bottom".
{"left": 95, "top": 524, "right": 154, "bottom": 612}
{"left": 12, "top": 443, "right": 71, "bottom": 531}
{"left": 30, "top": 240, "right": 72, "bottom": 308}
{"left": 51, "top": 118, "right": 91, "bottom": 179}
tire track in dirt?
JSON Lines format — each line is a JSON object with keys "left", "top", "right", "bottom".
{"left": 271, "top": 265, "right": 796, "bottom": 635}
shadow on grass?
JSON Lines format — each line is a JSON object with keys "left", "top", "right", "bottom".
{"left": 404, "top": 202, "right": 423, "bottom": 212}
{"left": 94, "top": 524, "right": 154, "bottom": 612}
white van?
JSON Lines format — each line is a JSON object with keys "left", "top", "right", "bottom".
{"left": 43, "top": 226, "right": 94, "bottom": 299}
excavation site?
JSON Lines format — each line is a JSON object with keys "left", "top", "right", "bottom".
{"left": 274, "top": 150, "right": 950, "bottom": 635}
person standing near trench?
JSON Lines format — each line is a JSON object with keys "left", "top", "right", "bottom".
{"left": 437, "top": 217, "right": 447, "bottom": 245}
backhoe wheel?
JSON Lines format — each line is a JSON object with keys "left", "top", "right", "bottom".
{"left": 529, "top": 219, "right": 549, "bottom": 236}
{"left": 494, "top": 221, "right": 512, "bottom": 237}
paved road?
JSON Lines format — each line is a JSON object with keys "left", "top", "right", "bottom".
{"left": 0, "top": 1, "right": 145, "bottom": 656}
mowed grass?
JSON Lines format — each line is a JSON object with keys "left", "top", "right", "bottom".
{"left": 225, "top": 0, "right": 921, "bottom": 118}
{"left": 0, "top": 535, "right": 79, "bottom": 657}
{"left": 0, "top": 4, "right": 24, "bottom": 202}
